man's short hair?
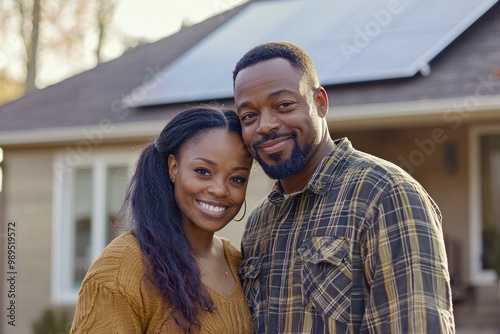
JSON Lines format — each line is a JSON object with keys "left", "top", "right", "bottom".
{"left": 233, "top": 41, "right": 320, "bottom": 89}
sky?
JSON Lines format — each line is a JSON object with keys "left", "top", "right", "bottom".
{"left": 38, "top": 0, "right": 247, "bottom": 87}
{"left": 115, "top": 0, "right": 247, "bottom": 41}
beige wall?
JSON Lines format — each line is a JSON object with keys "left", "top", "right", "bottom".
{"left": 1, "top": 143, "right": 139, "bottom": 333}
{"left": 1, "top": 147, "right": 67, "bottom": 333}
{"left": 335, "top": 126, "right": 470, "bottom": 282}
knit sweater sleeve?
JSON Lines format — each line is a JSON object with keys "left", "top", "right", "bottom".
{"left": 70, "top": 233, "right": 150, "bottom": 333}
{"left": 70, "top": 280, "right": 142, "bottom": 333}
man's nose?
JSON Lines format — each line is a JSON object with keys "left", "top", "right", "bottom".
{"left": 256, "top": 110, "right": 279, "bottom": 135}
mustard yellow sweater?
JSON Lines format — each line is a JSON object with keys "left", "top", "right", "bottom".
{"left": 70, "top": 233, "right": 254, "bottom": 333}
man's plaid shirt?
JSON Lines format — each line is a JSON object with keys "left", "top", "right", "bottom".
{"left": 239, "top": 138, "right": 454, "bottom": 333}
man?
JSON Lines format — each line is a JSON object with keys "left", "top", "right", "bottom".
{"left": 234, "top": 42, "right": 454, "bottom": 333}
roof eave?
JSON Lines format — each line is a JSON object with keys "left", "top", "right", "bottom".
{"left": 0, "top": 119, "right": 165, "bottom": 148}
{"left": 329, "top": 94, "right": 500, "bottom": 131}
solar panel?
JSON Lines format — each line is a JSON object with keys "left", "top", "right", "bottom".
{"left": 125, "top": 0, "right": 498, "bottom": 107}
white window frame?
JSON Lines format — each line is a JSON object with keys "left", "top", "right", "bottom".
{"left": 468, "top": 124, "right": 500, "bottom": 285}
{"left": 52, "top": 150, "right": 136, "bottom": 304}
{"left": 0, "top": 147, "right": 3, "bottom": 193}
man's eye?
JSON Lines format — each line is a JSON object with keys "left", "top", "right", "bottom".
{"left": 240, "top": 113, "right": 256, "bottom": 123}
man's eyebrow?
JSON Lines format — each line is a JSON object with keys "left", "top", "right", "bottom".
{"left": 236, "top": 101, "right": 251, "bottom": 110}
{"left": 236, "top": 89, "right": 294, "bottom": 110}
{"left": 268, "top": 89, "right": 294, "bottom": 99}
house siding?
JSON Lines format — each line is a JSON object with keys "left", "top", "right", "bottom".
{"left": 1, "top": 147, "right": 60, "bottom": 334}
{"left": 336, "top": 126, "right": 470, "bottom": 283}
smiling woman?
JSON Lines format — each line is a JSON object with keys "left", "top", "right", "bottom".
{"left": 70, "top": 106, "right": 254, "bottom": 334}
{"left": 168, "top": 129, "right": 250, "bottom": 235}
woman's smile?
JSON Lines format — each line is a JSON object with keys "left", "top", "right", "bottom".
{"left": 197, "top": 199, "right": 229, "bottom": 217}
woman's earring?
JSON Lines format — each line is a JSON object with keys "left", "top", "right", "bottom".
{"left": 233, "top": 199, "right": 246, "bottom": 222}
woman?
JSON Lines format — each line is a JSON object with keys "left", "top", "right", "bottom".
{"left": 70, "top": 106, "right": 254, "bottom": 333}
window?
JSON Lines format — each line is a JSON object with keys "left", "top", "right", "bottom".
{"left": 469, "top": 125, "right": 500, "bottom": 285}
{"left": 480, "top": 134, "right": 500, "bottom": 272}
{"left": 52, "top": 151, "right": 136, "bottom": 303}
{"left": 72, "top": 168, "right": 93, "bottom": 287}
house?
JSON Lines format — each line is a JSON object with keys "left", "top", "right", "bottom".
{"left": 1, "top": 0, "right": 500, "bottom": 332}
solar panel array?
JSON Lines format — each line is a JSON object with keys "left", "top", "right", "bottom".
{"left": 125, "top": 0, "right": 498, "bottom": 107}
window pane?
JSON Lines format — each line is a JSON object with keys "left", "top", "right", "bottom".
{"left": 480, "top": 134, "right": 500, "bottom": 270}
{"left": 73, "top": 168, "right": 93, "bottom": 287}
{"left": 106, "top": 167, "right": 128, "bottom": 244}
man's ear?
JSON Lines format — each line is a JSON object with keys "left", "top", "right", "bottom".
{"left": 167, "top": 155, "right": 178, "bottom": 183}
{"left": 315, "top": 87, "right": 329, "bottom": 118}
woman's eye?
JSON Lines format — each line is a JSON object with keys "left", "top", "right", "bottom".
{"left": 194, "top": 168, "right": 210, "bottom": 176}
{"left": 231, "top": 176, "right": 247, "bottom": 184}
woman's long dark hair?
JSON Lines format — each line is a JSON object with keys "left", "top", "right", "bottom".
{"left": 122, "top": 106, "right": 246, "bottom": 331}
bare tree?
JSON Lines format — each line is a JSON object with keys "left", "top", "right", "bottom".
{"left": 6, "top": 0, "right": 43, "bottom": 93}
{"left": 1, "top": 0, "right": 126, "bottom": 96}
{"left": 95, "top": 0, "right": 118, "bottom": 64}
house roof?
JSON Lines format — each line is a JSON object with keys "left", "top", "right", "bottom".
{"left": 1, "top": 0, "right": 500, "bottom": 146}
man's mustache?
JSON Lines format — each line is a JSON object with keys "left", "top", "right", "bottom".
{"left": 253, "top": 131, "right": 296, "bottom": 150}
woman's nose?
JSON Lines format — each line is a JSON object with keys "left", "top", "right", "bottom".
{"left": 208, "top": 179, "right": 229, "bottom": 196}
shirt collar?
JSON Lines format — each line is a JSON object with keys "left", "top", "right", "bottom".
{"left": 267, "top": 137, "right": 354, "bottom": 203}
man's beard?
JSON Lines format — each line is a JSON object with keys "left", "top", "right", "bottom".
{"left": 253, "top": 132, "right": 311, "bottom": 180}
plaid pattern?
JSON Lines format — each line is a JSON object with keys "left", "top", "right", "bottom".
{"left": 239, "top": 138, "right": 455, "bottom": 333}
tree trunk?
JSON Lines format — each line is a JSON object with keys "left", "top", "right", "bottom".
{"left": 25, "top": 0, "right": 40, "bottom": 93}
{"left": 95, "top": 0, "right": 117, "bottom": 64}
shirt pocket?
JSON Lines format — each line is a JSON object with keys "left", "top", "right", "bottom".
{"left": 298, "top": 236, "right": 352, "bottom": 324}
{"left": 238, "top": 256, "right": 263, "bottom": 319}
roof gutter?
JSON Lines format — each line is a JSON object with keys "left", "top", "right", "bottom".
{"left": 0, "top": 120, "right": 166, "bottom": 148}
{"left": 329, "top": 94, "right": 500, "bottom": 130}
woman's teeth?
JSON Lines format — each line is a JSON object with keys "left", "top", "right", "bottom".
{"left": 199, "top": 201, "right": 226, "bottom": 212}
